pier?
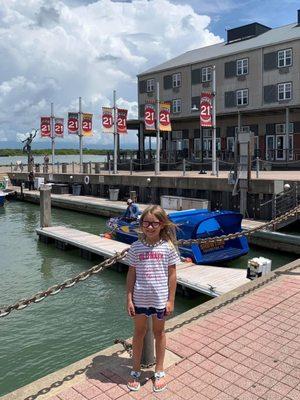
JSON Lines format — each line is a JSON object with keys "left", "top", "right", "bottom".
{"left": 36, "top": 226, "right": 250, "bottom": 297}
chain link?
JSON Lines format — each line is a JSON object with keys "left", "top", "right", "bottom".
{"left": 0, "top": 205, "right": 298, "bottom": 318}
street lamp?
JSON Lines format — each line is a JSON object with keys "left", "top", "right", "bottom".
{"left": 191, "top": 105, "right": 206, "bottom": 174}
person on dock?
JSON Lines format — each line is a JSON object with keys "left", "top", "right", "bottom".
{"left": 122, "top": 198, "right": 140, "bottom": 221}
{"left": 126, "top": 205, "right": 180, "bottom": 393}
{"left": 28, "top": 170, "right": 35, "bottom": 190}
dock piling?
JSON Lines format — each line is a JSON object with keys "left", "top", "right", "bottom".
{"left": 40, "top": 185, "right": 51, "bottom": 228}
{"left": 141, "top": 318, "right": 155, "bottom": 366}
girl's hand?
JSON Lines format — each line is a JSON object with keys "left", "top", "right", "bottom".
{"left": 127, "top": 300, "right": 135, "bottom": 317}
{"left": 165, "top": 300, "right": 174, "bottom": 316}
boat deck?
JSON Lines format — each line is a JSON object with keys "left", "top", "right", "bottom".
{"left": 36, "top": 226, "right": 250, "bottom": 297}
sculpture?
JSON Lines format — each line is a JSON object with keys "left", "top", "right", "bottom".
{"left": 22, "top": 129, "right": 37, "bottom": 171}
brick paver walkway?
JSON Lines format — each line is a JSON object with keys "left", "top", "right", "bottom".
{"left": 46, "top": 269, "right": 300, "bottom": 400}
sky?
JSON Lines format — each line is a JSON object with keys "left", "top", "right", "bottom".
{"left": 0, "top": 0, "right": 299, "bottom": 149}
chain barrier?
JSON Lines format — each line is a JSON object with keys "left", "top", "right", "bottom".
{"left": 1, "top": 205, "right": 299, "bottom": 319}
{"left": 259, "top": 158, "right": 300, "bottom": 165}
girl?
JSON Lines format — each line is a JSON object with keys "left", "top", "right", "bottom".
{"left": 126, "top": 205, "right": 180, "bottom": 392}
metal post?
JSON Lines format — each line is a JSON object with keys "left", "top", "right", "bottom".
{"left": 141, "top": 318, "right": 155, "bottom": 366}
{"left": 72, "top": 161, "right": 75, "bottom": 173}
{"left": 57, "top": 162, "right": 59, "bottom": 173}
{"left": 89, "top": 161, "right": 92, "bottom": 174}
{"left": 211, "top": 65, "right": 217, "bottom": 176}
{"left": 51, "top": 102, "right": 55, "bottom": 167}
{"left": 216, "top": 157, "right": 219, "bottom": 177}
{"left": 130, "top": 157, "right": 133, "bottom": 175}
{"left": 155, "top": 81, "right": 160, "bottom": 175}
{"left": 40, "top": 185, "right": 51, "bottom": 228}
{"left": 182, "top": 158, "right": 186, "bottom": 176}
{"left": 256, "top": 156, "right": 259, "bottom": 179}
{"left": 79, "top": 97, "right": 83, "bottom": 173}
{"left": 113, "top": 90, "right": 118, "bottom": 174}
{"left": 10, "top": 162, "right": 13, "bottom": 172}
{"left": 108, "top": 159, "right": 111, "bottom": 175}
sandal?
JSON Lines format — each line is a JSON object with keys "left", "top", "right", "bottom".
{"left": 153, "top": 371, "right": 167, "bottom": 392}
{"left": 127, "top": 370, "right": 141, "bottom": 391}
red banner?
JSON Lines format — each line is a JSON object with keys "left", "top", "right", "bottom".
{"left": 159, "top": 103, "right": 171, "bottom": 132}
{"left": 144, "top": 104, "right": 155, "bottom": 131}
{"left": 54, "top": 118, "right": 64, "bottom": 137}
{"left": 40, "top": 117, "right": 51, "bottom": 137}
{"left": 68, "top": 112, "right": 79, "bottom": 134}
{"left": 82, "top": 113, "right": 93, "bottom": 136}
{"left": 102, "top": 107, "right": 113, "bottom": 133}
{"left": 200, "top": 92, "right": 213, "bottom": 127}
{"left": 117, "top": 108, "right": 127, "bottom": 134}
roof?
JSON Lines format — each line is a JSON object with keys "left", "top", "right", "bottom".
{"left": 139, "top": 23, "right": 300, "bottom": 76}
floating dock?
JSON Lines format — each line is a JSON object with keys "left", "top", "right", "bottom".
{"left": 36, "top": 226, "right": 250, "bottom": 297}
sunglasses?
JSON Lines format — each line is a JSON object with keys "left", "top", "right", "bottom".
{"left": 141, "top": 220, "right": 161, "bottom": 228}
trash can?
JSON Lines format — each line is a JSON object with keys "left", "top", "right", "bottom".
{"left": 83, "top": 163, "right": 89, "bottom": 174}
{"left": 62, "top": 163, "right": 67, "bottom": 173}
{"left": 72, "top": 184, "right": 81, "bottom": 196}
{"left": 95, "top": 162, "right": 100, "bottom": 174}
{"left": 109, "top": 188, "right": 119, "bottom": 201}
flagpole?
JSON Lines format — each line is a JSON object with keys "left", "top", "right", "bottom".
{"left": 79, "top": 96, "right": 83, "bottom": 173}
{"left": 113, "top": 90, "right": 118, "bottom": 174}
{"left": 155, "top": 81, "right": 160, "bottom": 175}
{"left": 51, "top": 102, "right": 55, "bottom": 171}
{"left": 211, "top": 65, "right": 217, "bottom": 176}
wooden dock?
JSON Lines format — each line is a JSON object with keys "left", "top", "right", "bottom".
{"left": 36, "top": 226, "right": 250, "bottom": 297}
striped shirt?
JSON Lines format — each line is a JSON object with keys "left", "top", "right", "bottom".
{"left": 126, "top": 240, "right": 181, "bottom": 309}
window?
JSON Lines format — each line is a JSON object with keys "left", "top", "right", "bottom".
{"left": 202, "top": 67, "right": 212, "bottom": 82}
{"left": 146, "top": 78, "right": 154, "bottom": 92}
{"left": 172, "top": 99, "right": 181, "bottom": 113}
{"left": 278, "top": 49, "right": 292, "bottom": 68}
{"left": 236, "top": 58, "right": 248, "bottom": 75}
{"left": 278, "top": 82, "right": 292, "bottom": 100}
{"left": 236, "top": 89, "right": 248, "bottom": 106}
{"left": 275, "top": 123, "right": 294, "bottom": 134}
{"left": 172, "top": 73, "right": 181, "bottom": 88}
{"left": 172, "top": 130, "right": 182, "bottom": 140}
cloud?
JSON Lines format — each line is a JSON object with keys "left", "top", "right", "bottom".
{"left": 0, "top": 0, "right": 221, "bottom": 148}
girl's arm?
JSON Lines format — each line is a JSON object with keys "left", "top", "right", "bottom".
{"left": 126, "top": 266, "right": 136, "bottom": 316}
{"left": 166, "top": 265, "right": 177, "bottom": 315}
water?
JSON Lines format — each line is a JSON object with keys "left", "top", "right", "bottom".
{"left": 0, "top": 154, "right": 107, "bottom": 166}
{"left": 0, "top": 201, "right": 209, "bottom": 396}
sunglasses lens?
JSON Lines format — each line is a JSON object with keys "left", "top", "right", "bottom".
{"left": 142, "top": 221, "right": 160, "bottom": 228}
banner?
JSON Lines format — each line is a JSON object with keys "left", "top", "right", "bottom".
{"left": 117, "top": 108, "right": 127, "bottom": 134}
{"left": 68, "top": 112, "right": 79, "bottom": 134}
{"left": 200, "top": 92, "right": 213, "bottom": 127}
{"left": 144, "top": 104, "right": 155, "bottom": 131}
{"left": 102, "top": 107, "right": 113, "bottom": 133}
{"left": 54, "top": 118, "right": 64, "bottom": 137}
{"left": 40, "top": 117, "right": 51, "bottom": 137}
{"left": 82, "top": 113, "right": 93, "bottom": 136}
{"left": 159, "top": 103, "right": 171, "bottom": 132}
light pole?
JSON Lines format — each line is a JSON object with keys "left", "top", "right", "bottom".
{"left": 191, "top": 104, "right": 206, "bottom": 174}
{"left": 155, "top": 81, "right": 160, "bottom": 175}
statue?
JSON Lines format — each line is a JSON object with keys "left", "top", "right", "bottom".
{"left": 22, "top": 129, "right": 37, "bottom": 171}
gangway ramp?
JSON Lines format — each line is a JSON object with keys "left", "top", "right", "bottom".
{"left": 36, "top": 226, "right": 250, "bottom": 297}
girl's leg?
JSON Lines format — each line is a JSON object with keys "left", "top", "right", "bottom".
{"left": 152, "top": 315, "right": 167, "bottom": 391}
{"left": 128, "top": 314, "right": 147, "bottom": 390}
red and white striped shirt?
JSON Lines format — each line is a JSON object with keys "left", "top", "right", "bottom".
{"left": 126, "top": 240, "right": 180, "bottom": 309}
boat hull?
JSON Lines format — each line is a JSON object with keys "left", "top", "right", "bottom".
{"left": 107, "top": 209, "right": 249, "bottom": 265}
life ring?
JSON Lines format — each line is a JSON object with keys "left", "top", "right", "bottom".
{"left": 84, "top": 175, "right": 90, "bottom": 185}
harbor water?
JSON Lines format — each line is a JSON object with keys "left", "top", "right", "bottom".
{"left": 0, "top": 200, "right": 297, "bottom": 396}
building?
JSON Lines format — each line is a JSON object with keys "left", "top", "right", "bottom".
{"left": 134, "top": 10, "right": 300, "bottom": 164}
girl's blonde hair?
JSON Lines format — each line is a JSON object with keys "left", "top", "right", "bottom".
{"left": 139, "top": 205, "right": 177, "bottom": 246}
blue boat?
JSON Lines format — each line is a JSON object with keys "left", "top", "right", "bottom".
{"left": 106, "top": 209, "right": 249, "bottom": 265}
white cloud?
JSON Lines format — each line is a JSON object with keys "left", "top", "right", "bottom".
{"left": 0, "top": 0, "right": 221, "bottom": 148}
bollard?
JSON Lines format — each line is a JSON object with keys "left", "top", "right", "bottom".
{"left": 141, "top": 318, "right": 155, "bottom": 366}
{"left": 20, "top": 182, "right": 25, "bottom": 198}
{"left": 40, "top": 185, "right": 51, "bottom": 228}
{"left": 182, "top": 158, "right": 186, "bottom": 176}
{"left": 256, "top": 157, "right": 259, "bottom": 179}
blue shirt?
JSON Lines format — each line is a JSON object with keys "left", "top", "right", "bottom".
{"left": 123, "top": 203, "right": 140, "bottom": 219}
